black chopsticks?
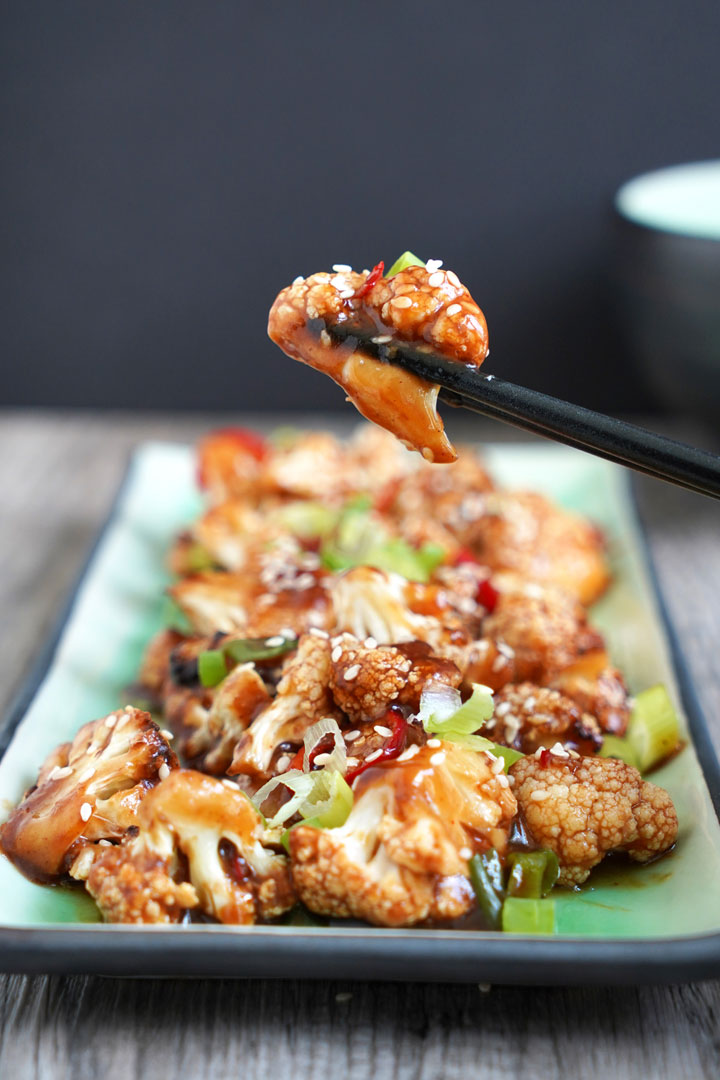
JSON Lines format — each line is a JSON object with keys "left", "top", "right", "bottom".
{"left": 327, "top": 324, "right": 720, "bottom": 500}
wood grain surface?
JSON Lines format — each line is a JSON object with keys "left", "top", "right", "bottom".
{"left": 1, "top": 410, "right": 719, "bottom": 1080}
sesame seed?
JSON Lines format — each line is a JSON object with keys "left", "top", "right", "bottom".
{"left": 222, "top": 779, "right": 238, "bottom": 791}
{"left": 98, "top": 839, "right": 112, "bottom": 847}
{"left": 430, "top": 751, "right": 446, "bottom": 766}
{"left": 497, "top": 774, "right": 510, "bottom": 788}
{"left": 371, "top": 334, "right": 393, "bottom": 344}
{"left": 80, "top": 802, "right": 92, "bottom": 822}
{"left": 491, "top": 655, "right": 507, "bottom": 672}
{"left": 276, "top": 755, "right": 291, "bottom": 772}
{"left": 314, "top": 753, "right": 332, "bottom": 766}
{"left": 459, "top": 846, "right": 472, "bottom": 860}
{"left": 364, "top": 637, "right": 377, "bottom": 649}
{"left": 332, "top": 264, "right": 352, "bottom": 273}
{"left": 495, "top": 702, "right": 511, "bottom": 717}
{"left": 331, "top": 645, "right": 343, "bottom": 663}
{"left": 49, "top": 765, "right": 72, "bottom": 781}
{"left": 425, "top": 259, "right": 443, "bottom": 272}
{"left": 391, "top": 295, "right": 412, "bottom": 309}
{"left": 497, "top": 642, "right": 515, "bottom": 659}
{"left": 397, "top": 745, "right": 420, "bottom": 762}
{"left": 447, "top": 270, "right": 460, "bottom": 287}
{"left": 320, "top": 330, "right": 331, "bottom": 346}
{"left": 374, "top": 725, "right": 393, "bottom": 738}
{"left": 116, "top": 715, "right": 129, "bottom": 732}
{"left": 492, "top": 756, "right": 505, "bottom": 774}
{"left": 78, "top": 766, "right": 96, "bottom": 783}
{"left": 338, "top": 288, "right": 355, "bottom": 299}
{"left": 292, "top": 275, "right": 304, "bottom": 285}
{"left": 428, "top": 271, "right": 445, "bottom": 288}
{"left": 295, "top": 573, "right": 315, "bottom": 590}
{"left": 550, "top": 742, "right": 569, "bottom": 758}
{"left": 330, "top": 274, "right": 346, "bottom": 289}
{"left": 446, "top": 303, "right": 462, "bottom": 316}
{"left": 346, "top": 756, "right": 360, "bottom": 768}
{"left": 265, "top": 635, "right": 285, "bottom": 647}
{"left": 426, "top": 738, "right": 442, "bottom": 748}
{"left": 308, "top": 627, "right": 328, "bottom": 639}
{"left": 364, "top": 748, "right": 384, "bottom": 764}
{"left": 344, "top": 664, "right": 361, "bottom": 681}
{"left": 530, "top": 788, "right": 549, "bottom": 801}
{"left": 524, "top": 696, "right": 536, "bottom": 711}
{"left": 158, "top": 763, "right": 171, "bottom": 781}
{"left": 345, "top": 730, "right": 361, "bottom": 742}
{"left": 105, "top": 716, "right": 117, "bottom": 729}
{"left": 160, "top": 729, "right": 174, "bottom": 740}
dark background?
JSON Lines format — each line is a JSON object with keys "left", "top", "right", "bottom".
{"left": 1, "top": 1, "right": 718, "bottom": 413}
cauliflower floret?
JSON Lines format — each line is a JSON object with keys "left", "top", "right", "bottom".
{"left": 230, "top": 633, "right": 336, "bottom": 780}
{"left": 510, "top": 752, "right": 678, "bottom": 886}
{"left": 86, "top": 769, "right": 295, "bottom": 924}
{"left": 483, "top": 581, "right": 604, "bottom": 684}
{"left": 550, "top": 650, "right": 631, "bottom": 736}
{"left": 451, "top": 491, "right": 610, "bottom": 606}
{"left": 488, "top": 683, "right": 602, "bottom": 755}
{"left": 329, "top": 634, "right": 461, "bottom": 724}
{"left": 0, "top": 708, "right": 177, "bottom": 882}
{"left": 290, "top": 742, "right": 516, "bottom": 926}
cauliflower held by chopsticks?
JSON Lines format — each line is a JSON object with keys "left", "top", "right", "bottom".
{"left": 0, "top": 708, "right": 177, "bottom": 882}
{"left": 86, "top": 769, "right": 295, "bottom": 924}
{"left": 510, "top": 751, "right": 678, "bottom": 886}
{"left": 290, "top": 742, "right": 516, "bottom": 927}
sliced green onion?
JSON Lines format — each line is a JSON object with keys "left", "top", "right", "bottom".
{"left": 185, "top": 542, "right": 216, "bottom": 572}
{"left": 163, "top": 596, "right": 193, "bottom": 633}
{"left": 488, "top": 743, "right": 524, "bottom": 771}
{"left": 300, "top": 770, "right": 354, "bottom": 827}
{"left": 198, "top": 649, "right": 228, "bottom": 688}
{"left": 599, "top": 734, "right": 639, "bottom": 770}
{"left": 501, "top": 898, "right": 556, "bottom": 934}
{"left": 421, "top": 683, "right": 495, "bottom": 737}
{"left": 386, "top": 251, "right": 425, "bottom": 278}
{"left": 506, "top": 850, "right": 559, "bottom": 899}
{"left": 224, "top": 634, "right": 297, "bottom": 665}
{"left": 320, "top": 505, "right": 442, "bottom": 583}
{"left": 273, "top": 501, "right": 339, "bottom": 539}
{"left": 343, "top": 493, "right": 373, "bottom": 513}
{"left": 627, "top": 684, "right": 681, "bottom": 773}
{"left": 469, "top": 850, "right": 504, "bottom": 930}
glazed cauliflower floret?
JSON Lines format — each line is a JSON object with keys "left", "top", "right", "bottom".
{"left": 0, "top": 708, "right": 177, "bottom": 882}
{"left": 290, "top": 742, "right": 516, "bottom": 926}
{"left": 452, "top": 491, "right": 610, "bottom": 606}
{"left": 329, "top": 634, "right": 461, "bottom": 724}
{"left": 483, "top": 581, "right": 604, "bottom": 684}
{"left": 196, "top": 426, "right": 268, "bottom": 505}
{"left": 488, "top": 683, "right": 602, "bottom": 755}
{"left": 230, "top": 633, "right": 336, "bottom": 780}
{"left": 510, "top": 752, "right": 678, "bottom": 886}
{"left": 86, "top": 769, "right": 295, "bottom": 924}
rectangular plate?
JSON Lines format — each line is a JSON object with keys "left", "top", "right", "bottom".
{"left": 1, "top": 441, "right": 720, "bottom": 983}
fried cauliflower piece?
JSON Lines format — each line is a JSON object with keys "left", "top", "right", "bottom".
{"left": 290, "top": 742, "right": 516, "bottom": 927}
{"left": 510, "top": 752, "right": 678, "bottom": 886}
{"left": 452, "top": 491, "right": 610, "bottom": 605}
{"left": 483, "top": 581, "right": 604, "bottom": 684}
{"left": 329, "top": 634, "right": 461, "bottom": 724}
{"left": 86, "top": 769, "right": 295, "bottom": 924}
{"left": 0, "top": 708, "right": 177, "bottom": 882}
{"left": 196, "top": 426, "right": 268, "bottom": 505}
{"left": 550, "top": 650, "right": 631, "bottom": 736}
{"left": 487, "top": 683, "right": 602, "bottom": 755}
{"left": 230, "top": 633, "right": 336, "bottom": 780}
{"left": 268, "top": 265, "right": 488, "bottom": 464}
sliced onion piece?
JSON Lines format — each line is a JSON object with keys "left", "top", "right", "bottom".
{"left": 252, "top": 769, "right": 316, "bottom": 826}
{"left": 302, "top": 717, "right": 347, "bottom": 775}
{"left": 420, "top": 682, "right": 494, "bottom": 737}
{"left": 417, "top": 681, "right": 462, "bottom": 730}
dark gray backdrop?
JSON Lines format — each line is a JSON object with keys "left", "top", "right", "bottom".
{"left": 2, "top": 1, "right": 718, "bottom": 412}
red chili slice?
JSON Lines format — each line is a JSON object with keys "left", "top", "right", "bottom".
{"left": 453, "top": 547, "right": 480, "bottom": 566}
{"left": 539, "top": 748, "right": 552, "bottom": 768}
{"left": 345, "top": 707, "right": 408, "bottom": 784}
{"left": 356, "top": 261, "right": 384, "bottom": 298}
{"left": 476, "top": 578, "right": 499, "bottom": 613}
{"left": 196, "top": 427, "right": 268, "bottom": 489}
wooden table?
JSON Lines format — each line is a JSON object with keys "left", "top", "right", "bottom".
{"left": 0, "top": 411, "right": 719, "bottom": 1080}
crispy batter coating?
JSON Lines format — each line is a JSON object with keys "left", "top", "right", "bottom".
{"left": 0, "top": 708, "right": 177, "bottom": 882}
{"left": 87, "top": 770, "right": 295, "bottom": 924}
{"left": 488, "top": 683, "right": 602, "bottom": 754}
{"left": 510, "top": 753, "right": 678, "bottom": 885}
{"left": 551, "top": 650, "right": 631, "bottom": 736}
{"left": 290, "top": 742, "right": 515, "bottom": 926}
{"left": 483, "top": 582, "right": 603, "bottom": 684}
{"left": 329, "top": 634, "right": 461, "bottom": 724}
{"left": 268, "top": 265, "right": 488, "bottom": 463}
{"left": 229, "top": 633, "right": 337, "bottom": 780}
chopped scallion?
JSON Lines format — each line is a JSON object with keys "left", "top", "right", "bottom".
{"left": 469, "top": 850, "right": 504, "bottom": 930}
{"left": 599, "top": 734, "right": 639, "bottom": 770}
{"left": 224, "top": 635, "right": 297, "bottom": 665}
{"left": 422, "top": 683, "right": 495, "bottom": 737}
{"left": 386, "top": 251, "right": 425, "bottom": 278}
{"left": 506, "top": 850, "right": 559, "bottom": 899}
{"left": 627, "top": 684, "right": 681, "bottom": 772}
{"left": 501, "top": 897, "right": 556, "bottom": 934}
{"left": 198, "top": 649, "right": 228, "bottom": 688}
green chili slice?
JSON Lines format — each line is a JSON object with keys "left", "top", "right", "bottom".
{"left": 469, "top": 850, "right": 504, "bottom": 930}
{"left": 224, "top": 635, "right": 297, "bottom": 665}
{"left": 506, "top": 850, "right": 559, "bottom": 899}
{"left": 386, "top": 251, "right": 425, "bottom": 278}
{"left": 198, "top": 649, "right": 228, "bottom": 688}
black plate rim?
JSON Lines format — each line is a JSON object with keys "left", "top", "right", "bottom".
{"left": 1, "top": 451, "right": 719, "bottom": 982}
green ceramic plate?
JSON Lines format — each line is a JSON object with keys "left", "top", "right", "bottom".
{"left": 1, "top": 440, "right": 719, "bottom": 982}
